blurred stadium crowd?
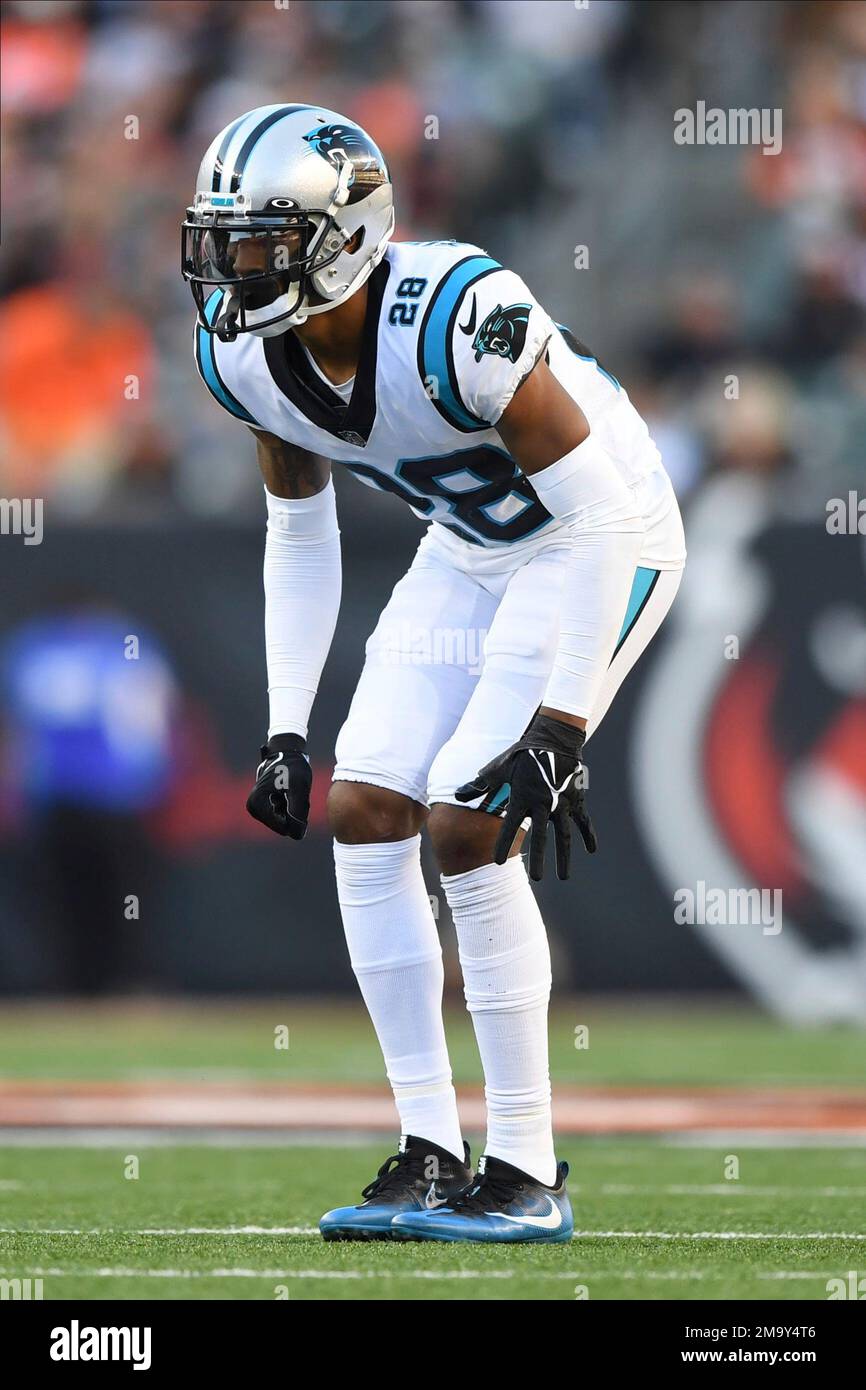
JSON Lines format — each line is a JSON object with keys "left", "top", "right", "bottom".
{"left": 1, "top": 0, "right": 864, "bottom": 520}
{"left": 1, "top": 0, "right": 865, "bottom": 1004}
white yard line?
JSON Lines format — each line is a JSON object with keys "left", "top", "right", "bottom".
{"left": 573, "top": 1230, "right": 866, "bottom": 1240}
{"left": 598, "top": 1184, "right": 866, "bottom": 1197}
{"left": 0, "top": 1127, "right": 863, "bottom": 1148}
{"left": 0, "top": 1129, "right": 387, "bottom": 1148}
{"left": 1, "top": 1225, "right": 864, "bottom": 1240}
{"left": 616, "top": 1269, "right": 840, "bottom": 1282}
{"left": 0, "top": 1266, "right": 568, "bottom": 1281}
{"left": 0, "top": 1265, "right": 847, "bottom": 1284}
{"left": 0, "top": 1225, "right": 320, "bottom": 1237}
{"left": 666, "top": 1132, "right": 866, "bottom": 1148}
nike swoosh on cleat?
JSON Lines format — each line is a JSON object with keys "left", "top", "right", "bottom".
{"left": 458, "top": 294, "right": 477, "bottom": 335}
{"left": 487, "top": 1197, "right": 563, "bottom": 1230}
{"left": 425, "top": 1186, "right": 451, "bottom": 1210}
{"left": 260, "top": 754, "right": 284, "bottom": 777}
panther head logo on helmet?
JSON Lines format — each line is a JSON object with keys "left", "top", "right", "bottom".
{"left": 302, "top": 123, "right": 389, "bottom": 202}
{"left": 182, "top": 104, "right": 395, "bottom": 340}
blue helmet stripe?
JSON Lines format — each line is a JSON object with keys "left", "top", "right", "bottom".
{"left": 211, "top": 114, "right": 248, "bottom": 192}
{"left": 228, "top": 104, "right": 311, "bottom": 193}
{"left": 417, "top": 255, "right": 501, "bottom": 432}
{"left": 195, "top": 292, "right": 259, "bottom": 424}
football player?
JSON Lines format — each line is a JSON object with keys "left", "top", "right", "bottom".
{"left": 182, "top": 105, "right": 686, "bottom": 1244}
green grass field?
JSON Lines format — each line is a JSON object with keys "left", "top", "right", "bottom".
{"left": 1, "top": 997, "right": 865, "bottom": 1085}
{"left": 2, "top": 1143, "right": 865, "bottom": 1301}
{"left": 1, "top": 1001, "right": 864, "bottom": 1301}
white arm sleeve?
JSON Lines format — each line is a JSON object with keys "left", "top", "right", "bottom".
{"left": 528, "top": 434, "right": 645, "bottom": 720}
{"left": 263, "top": 481, "right": 341, "bottom": 739}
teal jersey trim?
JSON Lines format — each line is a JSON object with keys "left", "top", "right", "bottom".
{"left": 194, "top": 292, "right": 259, "bottom": 426}
{"left": 555, "top": 323, "right": 621, "bottom": 391}
{"left": 487, "top": 783, "right": 511, "bottom": 813}
{"left": 613, "top": 566, "right": 659, "bottom": 658}
{"left": 417, "top": 254, "right": 501, "bottom": 432}
{"left": 483, "top": 568, "right": 659, "bottom": 819}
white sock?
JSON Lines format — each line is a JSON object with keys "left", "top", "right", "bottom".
{"left": 334, "top": 835, "right": 464, "bottom": 1160}
{"left": 442, "top": 856, "right": 556, "bottom": 1186}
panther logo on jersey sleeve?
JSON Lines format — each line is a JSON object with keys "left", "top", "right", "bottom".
{"left": 471, "top": 302, "right": 532, "bottom": 364}
{"left": 444, "top": 266, "right": 553, "bottom": 428}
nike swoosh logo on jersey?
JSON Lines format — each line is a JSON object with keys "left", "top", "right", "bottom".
{"left": 489, "top": 1196, "right": 563, "bottom": 1230}
{"left": 458, "top": 294, "right": 477, "bottom": 335}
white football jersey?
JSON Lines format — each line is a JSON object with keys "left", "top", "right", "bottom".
{"left": 194, "top": 239, "right": 662, "bottom": 554}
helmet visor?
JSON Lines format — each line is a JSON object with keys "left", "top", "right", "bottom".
{"left": 182, "top": 215, "right": 326, "bottom": 334}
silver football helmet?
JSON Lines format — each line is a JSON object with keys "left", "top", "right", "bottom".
{"left": 182, "top": 103, "right": 394, "bottom": 339}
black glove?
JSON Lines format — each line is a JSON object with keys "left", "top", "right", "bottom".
{"left": 455, "top": 713, "right": 597, "bottom": 882}
{"left": 246, "top": 733, "right": 312, "bottom": 839}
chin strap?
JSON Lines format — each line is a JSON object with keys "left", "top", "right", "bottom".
{"left": 329, "top": 157, "right": 354, "bottom": 212}
{"left": 216, "top": 283, "right": 306, "bottom": 337}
